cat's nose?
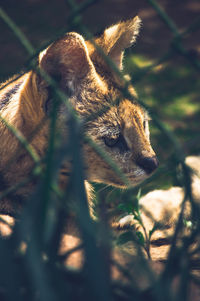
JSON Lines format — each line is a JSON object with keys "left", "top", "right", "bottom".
{"left": 136, "top": 156, "right": 159, "bottom": 174}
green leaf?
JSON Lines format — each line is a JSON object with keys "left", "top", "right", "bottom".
{"left": 136, "top": 231, "right": 145, "bottom": 246}
{"left": 136, "top": 188, "right": 142, "bottom": 201}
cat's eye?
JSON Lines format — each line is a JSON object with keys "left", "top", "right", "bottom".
{"left": 104, "top": 136, "right": 120, "bottom": 147}
{"left": 103, "top": 134, "right": 129, "bottom": 152}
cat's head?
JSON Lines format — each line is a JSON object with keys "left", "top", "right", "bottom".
{"left": 39, "top": 16, "right": 158, "bottom": 187}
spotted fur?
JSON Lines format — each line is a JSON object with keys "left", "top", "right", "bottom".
{"left": 0, "top": 16, "right": 158, "bottom": 215}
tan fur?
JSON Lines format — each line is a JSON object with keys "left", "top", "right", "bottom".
{"left": 0, "top": 17, "right": 160, "bottom": 286}
{"left": 0, "top": 16, "right": 158, "bottom": 216}
{"left": 0, "top": 17, "right": 199, "bottom": 296}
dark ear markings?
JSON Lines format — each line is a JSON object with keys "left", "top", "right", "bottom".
{"left": 44, "top": 96, "right": 52, "bottom": 115}
{"left": 42, "top": 74, "right": 60, "bottom": 115}
{"left": 42, "top": 72, "right": 74, "bottom": 115}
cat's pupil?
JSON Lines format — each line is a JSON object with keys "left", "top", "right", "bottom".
{"left": 103, "top": 134, "right": 130, "bottom": 152}
{"left": 104, "top": 136, "right": 119, "bottom": 147}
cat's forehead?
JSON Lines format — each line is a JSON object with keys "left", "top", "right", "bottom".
{"left": 87, "top": 98, "right": 147, "bottom": 139}
{"left": 117, "top": 99, "right": 146, "bottom": 127}
{"left": 118, "top": 99, "right": 145, "bottom": 118}
{"left": 76, "top": 71, "right": 146, "bottom": 123}
{"left": 97, "top": 99, "right": 146, "bottom": 127}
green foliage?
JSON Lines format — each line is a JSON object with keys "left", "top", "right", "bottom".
{"left": 0, "top": 0, "right": 200, "bottom": 300}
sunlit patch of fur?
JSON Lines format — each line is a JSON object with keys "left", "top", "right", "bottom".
{"left": 0, "top": 16, "right": 157, "bottom": 220}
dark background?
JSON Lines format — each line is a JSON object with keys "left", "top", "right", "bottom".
{"left": 0, "top": 0, "right": 200, "bottom": 77}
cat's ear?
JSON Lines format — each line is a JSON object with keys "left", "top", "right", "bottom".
{"left": 39, "top": 32, "right": 94, "bottom": 93}
{"left": 95, "top": 16, "right": 141, "bottom": 70}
